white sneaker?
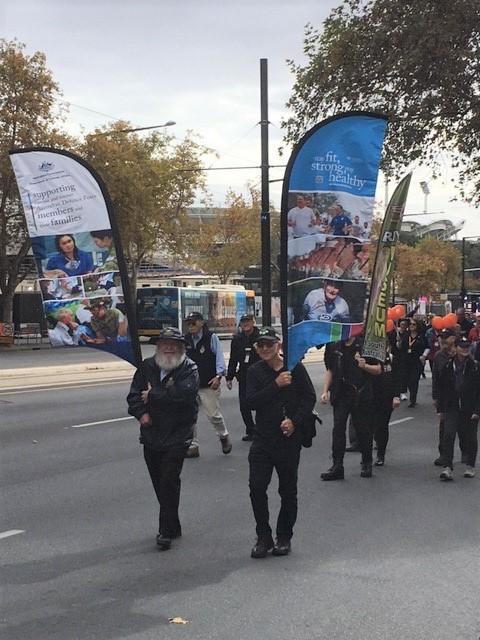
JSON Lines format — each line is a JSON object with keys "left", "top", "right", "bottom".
{"left": 464, "top": 466, "right": 475, "bottom": 478}
{"left": 400, "top": 393, "right": 407, "bottom": 401}
{"left": 440, "top": 467, "right": 453, "bottom": 481}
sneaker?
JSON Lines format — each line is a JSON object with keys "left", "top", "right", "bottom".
{"left": 400, "top": 393, "right": 407, "bottom": 401}
{"left": 185, "top": 444, "right": 199, "bottom": 458}
{"left": 251, "top": 534, "right": 274, "bottom": 558}
{"left": 374, "top": 456, "right": 384, "bottom": 466}
{"left": 433, "top": 457, "right": 445, "bottom": 467}
{"left": 220, "top": 435, "right": 232, "bottom": 454}
{"left": 272, "top": 536, "right": 291, "bottom": 556}
{"left": 440, "top": 467, "right": 453, "bottom": 481}
{"left": 464, "top": 466, "right": 475, "bottom": 478}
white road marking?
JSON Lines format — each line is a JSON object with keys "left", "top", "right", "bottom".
{"left": 70, "top": 416, "right": 135, "bottom": 428}
{"left": 390, "top": 417, "right": 414, "bottom": 425}
{"left": 0, "top": 530, "right": 25, "bottom": 540}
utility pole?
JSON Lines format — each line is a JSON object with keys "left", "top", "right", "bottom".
{"left": 260, "top": 58, "right": 271, "bottom": 326}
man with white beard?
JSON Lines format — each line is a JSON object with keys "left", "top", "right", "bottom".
{"left": 127, "top": 327, "right": 199, "bottom": 550}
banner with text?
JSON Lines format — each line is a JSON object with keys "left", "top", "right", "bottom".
{"left": 9, "top": 147, "right": 141, "bottom": 367}
{"left": 280, "top": 112, "right": 388, "bottom": 368}
{"left": 363, "top": 173, "right": 412, "bottom": 362}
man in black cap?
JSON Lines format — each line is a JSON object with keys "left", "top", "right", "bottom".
{"left": 436, "top": 336, "right": 479, "bottom": 481}
{"left": 183, "top": 311, "right": 231, "bottom": 457}
{"left": 246, "top": 327, "right": 316, "bottom": 558}
{"left": 226, "top": 313, "right": 260, "bottom": 441}
{"left": 302, "top": 279, "right": 350, "bottom": 323}
{"left": 127, "top": 327, "right": 199, "bottom": 550}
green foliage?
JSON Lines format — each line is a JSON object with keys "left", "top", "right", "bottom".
{"left": 283, "top": 0, "right": 480, "bottom": 204}
{"left": 0, "top": 39, "right": 73, "bottom": 321}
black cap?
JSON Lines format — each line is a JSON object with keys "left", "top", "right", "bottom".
{"left": 455, "top": 337, "right": 470, "bottom": 348}
{"left": 185, "top": 311, "right": 204, "bottom": 322}
{"left": 86, "top": 300, "right": 107, "bottom": 311}
{"left": 257, "top": 326, "right": 281, "bottom": 342}
{"left": 240, "top": 313, "right": 254, "bottom": 321}
{"left": 324, "top": 278, "right": 342, "bottom": 288}
{"left": 158, "top": 327, "right": 186, "bottom": 343}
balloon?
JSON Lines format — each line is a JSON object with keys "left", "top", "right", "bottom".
{"left": 431, "top": 316, "right": 444, "bottom": 331}
{"left": 386, "top": 319, "right": 395, "bottom": 332}
{"left": 443, "top": 313, "right": 457, "bottom": 328}
{"left": 387, "top": 307, "right": 395, "bottom": 320}
{"left": 393, "top": 305, "right": 405, "bottom": 319}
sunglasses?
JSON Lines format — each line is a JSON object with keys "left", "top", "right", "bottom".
{"left": 256, "top": 341, "right": 276, "bottom": 349}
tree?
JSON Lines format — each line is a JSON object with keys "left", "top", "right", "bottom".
{"left": 191, "top": 188, "right": 262, "bottom": 283}
{"left": 81, "top": 124, "right": 211, "bottom": 294}
{"left": 282, "top": 0, "right": 480, "bottom": 205}
{"left": 0, "top": 39, "right": 72, "bottom": 321}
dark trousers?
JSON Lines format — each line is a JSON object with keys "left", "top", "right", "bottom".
{"left": 238, "top": 376, "right": 256, "bottom": 436}
{"left": 406, "top": 364, "right": 422, "bottom": 404}
{"left": 332, "top": 400, "right": 373, "bottom": 464}
{"left": 374, "top": 402, "right": 393, "bottom": 457}
{"left": 442, "top": 411, "right": 478, "bottom": 468}
{"left": 248, "top": 442, "right": 301, "bottom": 539}
{"left": 437, "top": 415, "right": 467, "bottom": 460}
{"left": 143, "top": 446, "right": 186, "bottom": 537}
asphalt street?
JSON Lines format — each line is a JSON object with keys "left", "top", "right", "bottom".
{"left": 0, "top": 345, "right": 479, "bottom": 640}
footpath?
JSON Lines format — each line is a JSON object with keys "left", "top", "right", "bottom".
{"left": 0, "top": 340, "right": 324, "bottom": 392}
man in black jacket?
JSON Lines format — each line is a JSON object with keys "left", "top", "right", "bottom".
{"left": 246, "top": 327, "right": 316, "bottom": 558}
{"left": 127, "top": 327, "right": 199, "bottom": 550}
{"left": 436, "top": 336, "right": 480, "bottom": 481}
{"left": 226, "top": 314, "right": 260, "bottom": 441}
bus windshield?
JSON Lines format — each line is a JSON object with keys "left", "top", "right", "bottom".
{"left": 136, "top": 286, "right": 255, "bottom": 338}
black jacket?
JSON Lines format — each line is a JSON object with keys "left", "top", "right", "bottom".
{"left": 246, "top": 359, "right": 316, "bottom": 448}
{"left": 127, "top": 356, "right": 199, "bottom": 450}
{"left": 324, "top": 339, "right": 375, "bottom": 406}
{"left": 436, "top": 356, "right": 480, "bottom": 416}
{"left": 226, "top": 327, "right": 260, "bottom": 382}
{"left": 184, "top": 328, "right": 217, "bottom": 388}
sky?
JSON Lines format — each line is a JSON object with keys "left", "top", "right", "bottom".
{"left": 2, "top": 0, "right": 479, "bottom": 239}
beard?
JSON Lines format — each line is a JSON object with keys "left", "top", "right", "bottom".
{"left": 154, "top": 350, "right": 186, "bottom": 372}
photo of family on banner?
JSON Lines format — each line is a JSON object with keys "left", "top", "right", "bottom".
{"left": 9, "top": 147, "right": 141, "bottom": 367}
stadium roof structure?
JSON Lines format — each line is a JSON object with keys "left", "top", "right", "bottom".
{"left": 401, "top": 218, "right": 465, "bottom": 240}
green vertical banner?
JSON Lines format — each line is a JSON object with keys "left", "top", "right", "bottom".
{"left": 363, "top": 173, "right": 412, "bottom": 361}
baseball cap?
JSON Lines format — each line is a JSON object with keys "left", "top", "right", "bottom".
{"left": 454, "top": 337, "right": 470, "bottom": 348}
{"left": 86, "top": 300, "right": 107, "bottom": 311}
{"left": 185, "top": 311, "right": 204, "bottom": 322}
{"left": 240, "top": 313, "right": 254, "bottom": 321}
{"left": 157, "top": 327, "right": 186, "bottom": 343}
{"left": 256, "top": 327, "right": 281, "bottom": 342}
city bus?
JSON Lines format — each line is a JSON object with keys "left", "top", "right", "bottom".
{"left": 136, "top": 285, "right": 256, "bottom": 339}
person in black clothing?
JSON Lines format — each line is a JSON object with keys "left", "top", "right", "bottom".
{"left": 320, "top": 336, "right": 381, "bottom": 479}
{"left": 396, "top": 318, "right": 428, "bottom": 407}
{"left": 246, "top": 327, "right": 316, "bottom": 558}
{"left": 431, "top": 328, "right": 462, "bottom": 467}
{"left": 436, "top": 336, "right": 480, "bottom": 481}
{"left": 372, "top": 346, "right": 401, "bottom": 466}
{"left": 127, "top": 327, "right": 199, "bottom": 550}
{"left": 226, "top": 314, "right": 260, "bottom": 441}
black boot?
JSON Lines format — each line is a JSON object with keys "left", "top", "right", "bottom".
{"left": 360, "top": 463, "right": 373, "bottom": 477}
{"left": 321, "top": 461, "right": 344, "bottom": 481}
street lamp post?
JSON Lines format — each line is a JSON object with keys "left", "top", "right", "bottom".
{"left": 460, "top": 235, "right": 480, "bottom": 302}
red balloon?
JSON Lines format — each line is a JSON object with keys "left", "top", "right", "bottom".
{"left": 387, "top": 307, "right": 395, "bottom": 320}
{"left": 443, "top": 313, "right": 457, "bottom": 328}
{"left": 393, "top": 305, "right": 405, "bottom": 319}
{"left": 386, "top": 318, "right": 395, "bottom": 332}
{"left": 431, "top": 316, "right": 444, "bottom": 331}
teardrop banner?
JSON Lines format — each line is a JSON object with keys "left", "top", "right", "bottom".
{"left": 9, "top": 147, "right": 142, "bottom": 368}
{"left": 363, "top": 173, "right": 412, "bottom": 362}
{"left": 280, "top": 112, "right": 388, "bottom": 369}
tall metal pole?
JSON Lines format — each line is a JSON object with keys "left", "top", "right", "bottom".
{"left": 260, "top": 58, "right": 271, "bottom": 326}
{"left": 461, "top": 236, "right": 466, "bottom": 300}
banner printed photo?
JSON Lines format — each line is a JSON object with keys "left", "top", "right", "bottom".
{"left": 9, "top": 148, "right": 138, "bottom": 366}
{"left": 281, "top": 113, "right": 388, "bottom": 368}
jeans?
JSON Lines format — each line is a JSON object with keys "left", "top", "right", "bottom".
{"left": 248, "top": 442, "right": 301, "bottom": 539}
